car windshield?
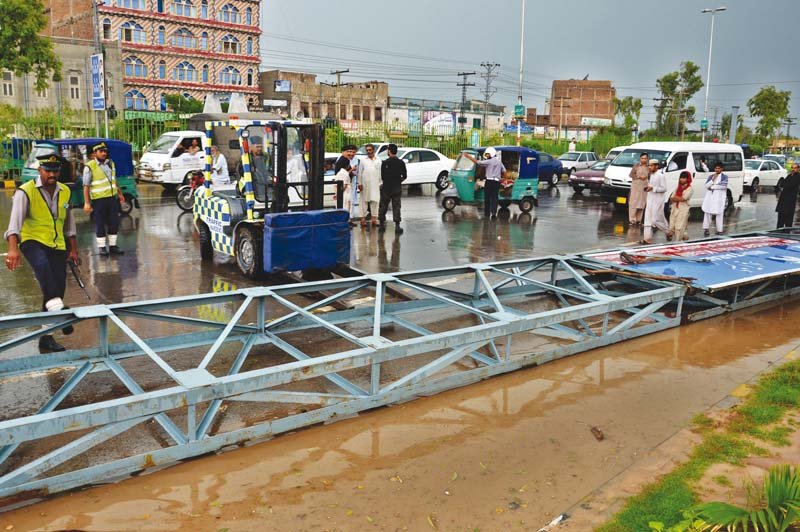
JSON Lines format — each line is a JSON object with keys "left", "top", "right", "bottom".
{"left": 745, "top": 160, "right": 762, "bottom": 170}
{"left": 24, "top": 145, "right": 57, "bottom": 169}
{"left": 558, "top": 152, "right": 580, "bottom": 161}
{"left": 455, "top": 153, "right": 476, "bottom": 171}
{"left": 611, "top": 149, "right": 672, "bottom": 168}
{"left": 147, "top": 134, "right": 180, "bottom": 154}
{"left": 590, "top": 161, "right": 610, "bottom": 170}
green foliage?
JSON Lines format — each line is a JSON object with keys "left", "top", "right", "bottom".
{"left": 613, "top": 96, "right": 644, "bottom": 129}
{"left": 693, "top": 465, "right": 800, "bottom": 532}
{"left": 0, "top": 102, "right": 21, "bottom": 138}
{"left": 164, "top": 93, "right": 203, "bottom": 114}
{"left": 748, "top": 86, "right": 791, "bottom": 139}
{"left": 655, "top": 62, "right": 704, "bottom": 135}
{"left": 17, "top": 106, "right": 75, "bottom": 139}
{"left": 0, "top": 0, "right": 61, "bottom": 90}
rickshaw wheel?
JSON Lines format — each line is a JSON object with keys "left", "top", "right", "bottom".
{"left": 442, "top": 197, "right": 457, "bottom": 211}
{"left": 519, "top": 197, "right": 534, "bottom": 213}
{"left": 119, "top": 195, "right": 134, "bottom": 215}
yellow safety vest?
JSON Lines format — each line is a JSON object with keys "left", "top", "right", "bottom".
{"left": 19, "top": 180, "right": 71, "bottom": 250}
{"left": 87, "top": 159, "right": 117, "bottom": 200}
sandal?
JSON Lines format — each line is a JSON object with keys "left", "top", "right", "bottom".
{"left": 666, "top": 232, "right": 673, "bottom": 241}
{"left": 638, "top": 239, "right": 652, "bottom": 245}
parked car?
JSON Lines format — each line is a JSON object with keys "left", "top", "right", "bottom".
{"left": 558, "top": 151, "right": 599, "bottom": 175}
{"left": 538, "top": 152, "right": 564, "bottom": 187}
{"left": 605, "top": 145, "right": 628, "bottom": 161}
{"left": 762, "top": 153, "right": 787, "bottom": 169}
{"left": 744, "top": 159, "right": 788, "bottom": 190}
{"left": 355, "top": 142, "right": 392, "bottom": 161}
{"left": 568, "top": 160, "right": 610, "bottom": 193}
{"left": 379, "top": 147, "right": 454, "bottom": 190}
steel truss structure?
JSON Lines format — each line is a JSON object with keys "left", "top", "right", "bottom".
{"left": 0, "top": 257, "right": 685, "bottom": 501}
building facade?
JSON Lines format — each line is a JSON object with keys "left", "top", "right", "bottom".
{"left": 0, "top": 37, "right": 124, "bottom": 113}
{"left": 549, "top": 79, "right": 616, "bottom": 128}
{"left": 47, "top": 0, "right": 261, "bottom": 111}
{"left": 387, "top": 98, "right": 506, "bottom": 134}
{"left": 259, "top": 70, "right": 388, "bottom": 122}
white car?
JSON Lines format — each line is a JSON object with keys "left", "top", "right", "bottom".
{"left": 744, "top": 159, "right": 788, "bottom": 190}
{"left": 558, "top": 151, "right": 599, "bottom": 175}
{"left": 355, "top": 143, "right": 392, "bottom": 161}
{"left": 380, "top": 147, "right": 454, "bottom": 190}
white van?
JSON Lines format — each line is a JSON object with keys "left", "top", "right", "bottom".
{"left": 138, "top": 131, "right": 205, "bottom": 189}
{"left": 600, "top": 142, "right": 744, "bottom": 210}
{"left": 605, "top": 145, "right": 628, "bottom": 161}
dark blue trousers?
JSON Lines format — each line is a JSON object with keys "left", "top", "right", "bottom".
{"left": 92, "top": 196, "right": 120, "bottom": 237}
{"left": 19, "top": 240, "right": 67, "bottom": 311}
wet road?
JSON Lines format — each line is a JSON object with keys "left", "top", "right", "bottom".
{"left": 0, "top": 183, "right": 785, "bottom": 316}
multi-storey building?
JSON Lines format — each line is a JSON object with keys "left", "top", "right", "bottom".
{"left": 549, "top": 79, "right": 616, "bottom": 128}
{"left": 47, "top": 0, "right": 261, "bottom": 111}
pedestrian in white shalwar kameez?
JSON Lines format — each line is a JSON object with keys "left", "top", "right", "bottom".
{"left": 356, "top": 144, "right": 383, "bottom": 227}
{"left": 334, "top": 168, "right": 353, "bottom": 214}
{"left": 702, "top": 161, "right": 729, "bottom": 236}
{"left": 642, "top": 160, "right": 669, "bottom": 244}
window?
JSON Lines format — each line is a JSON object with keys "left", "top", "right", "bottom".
{"left": 123, "top": 56, "right": 147, "bottom": 77}
{"left": 472, "top": 118, "right": 481, "bottom": 129}
{"left": 340, "top": 104, "right": 347, "bottom": 119}
{"left": 420, "top": 151, "right": 440, "bottom": 162}
{"left": 174, "top": 61, "right": 197, "bottom": 82}
{"left": 115, "top": 0, "right": 145, "bottom": 8}
{"left": 157, "top": 0, "right": 164, "bottom": 12}
{"left": 36, "top": 86, "right": 47, "bottom": 99}
{"left": 172, "top": 27, "right": 196, "bottom": 48}
{"left": 201, "top": 64, "right": 208, "bottom": 82}
{"left": 102, "top": 19, "right": 111, "bottom": 40}
{"left": 200, "top": 31, "right": 208, "bottom": 50}
{"left": 669, "top": 152, "right": 688, "bottom": 171}
{"left": 69, "top": 75, "right": 80, "bottom": 99}
{"left": 157, "top": 26, "right": 165, "bottom": 45}
{"left": 182, "top": 92, "right": 194, "bottom": 101}
{"left": 311, "top": 102, "right": 321, "bottom": 119}
{"left": 160, "top": 93, "right": 167, "bottom": 111}
{"left": 219, "top": 35, "right": 239, "bottom": 54}
{"left": 539, "top": 153, "right": 553, "bottom": 163}
{"left": 695, "top": 152, "right": 743, "bottom": 172}
{"left": 246, "top": 69, "right": 253, "bottom": 86}
{"left": 1, "top": 71, "right": 12, "bottom": 97}
{"left": 220, "top": 65, "right": 241, "bottom": 85}
{"left": 125, "top": 89, "right": 148, "bottom": 110}
{"left": 352, "top": 106, "right": 361, "bottom": 121}
{"left": 403, "top": 151, "right": 420, "bottom": 164}
{"left": 173, "top": 0, "right": 195, "bottom": 17}
{"left": 246, "top": 37, "right": 252, "bottom": 55}
{"left": 300, "top": 102, "right": 310, "bottom": 118}
{"left": 158, "top": 60, "right": 166, "bottom": 79}
{"left": 374, "top": 107, "right": 383, "bottom": 122}
{"left": 200, "top": 0, "right": 208, "bottom": 18}
{"left": 362, "top": 106, "right": 370, "bottom": 121}
{"left": 120, "top": 21, "right": 145, "bottom": 43}
{"left": 219, "top": 3, "right": 240, "bottom": 23}
{"left": 245, "top": 7, "right": 252, "bottom": 25}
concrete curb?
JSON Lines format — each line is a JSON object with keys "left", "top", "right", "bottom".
{"left": 1, "top": 180, "right": 17, "bottom": 190}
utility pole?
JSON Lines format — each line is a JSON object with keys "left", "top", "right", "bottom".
{"left": 456, "top": 71, "right": 476, "bottom": 132}
{"left": 516, "top": 0, "right": 526, "bottom": 146}
{"left": 330, "top": 69, "right": 349, "bottom": 121}
{"left": 552, "top": 96, "right": 571, "bottom": 142}
{"left": 711, "top": 106, "right": 719, "bottom": 138}
{"left": 784, "top": 117, "right": 797, "bottom": 145}
{"left": 479, "top": 62, "right": 500, "bottom": 137}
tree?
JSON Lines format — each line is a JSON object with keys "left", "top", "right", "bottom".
{"left": 0, "top": 103, "right": 21, "bottom": 138}
{"left": 654, "top": 62, "right": 704, "bottom": 136}
{"left": 613, "top": 96, "right": 643, "bottom": 129}
{"left": 0, "top": 0, "right": 61, "bottom": 90}
{"left": 719, "top": 112, "right": 744, "bottom": 141}
{"left": 748, "top": 85, "right": 791, "bottom": 139}
{"left": 164, "top": 93, "right": 203, "bottom": 114}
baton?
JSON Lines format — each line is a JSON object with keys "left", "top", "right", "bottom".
{"left": 68, "top": 260, "right": 91, "bottom": 300}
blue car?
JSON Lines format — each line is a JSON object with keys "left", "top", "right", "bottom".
{"left": 537, "top": 152, "right": 563, "bottom": 187}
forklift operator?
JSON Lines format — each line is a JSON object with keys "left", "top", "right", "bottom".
{"left": 238, "top": 136, "right": 271, "bottom": 203}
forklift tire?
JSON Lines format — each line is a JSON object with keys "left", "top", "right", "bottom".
{"left": 442, "top": 197, "right": 457, "bottom": 211}
{"left": 198, "top": 222, "right": 213, "bottom": 261}
{"left": 519, "top": 197, "right": 534, "bottom": 213}
{"left": 235, "top": 225, "right": 263, "bottom": 279}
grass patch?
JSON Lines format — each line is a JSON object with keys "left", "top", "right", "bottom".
{"left": 712, "top": 475, "right": 732, "bottom": 487}
{"left": 598, "top": 360, "right": 800, "bottom": 531}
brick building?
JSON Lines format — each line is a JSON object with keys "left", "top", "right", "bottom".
{"left": 259, "top": 70, "right": 388, "bottom": 122}
{"left": 46, "top": 0, "right": 261, "bottom": 111}
{"left": 549, "top": 79, "right": 616, "bottom": 128}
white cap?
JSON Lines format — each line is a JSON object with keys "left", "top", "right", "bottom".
{"left": 485, "top": 147, "right": 497, "bottom": 158}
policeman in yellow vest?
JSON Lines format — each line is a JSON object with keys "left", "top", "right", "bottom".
{"left": 83, "top": 142, "right": 126, "bottom": 256}
{"left": 4, "top": 154, "right": 81, "bottom": 353}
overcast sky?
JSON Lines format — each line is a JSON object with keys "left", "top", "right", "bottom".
{"left": 260, "top": 0, "right": 799, "bottom": 130}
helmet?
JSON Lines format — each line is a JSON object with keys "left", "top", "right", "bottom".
{"left": 485, "top": 147, "right": 497, "bottom": 158}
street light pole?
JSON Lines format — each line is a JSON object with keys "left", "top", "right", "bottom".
{"left": 516, "top": 0, "right": 526, "bottom": 147}
{"left": 701, "top": 6, "right": 726, "bottom": 143}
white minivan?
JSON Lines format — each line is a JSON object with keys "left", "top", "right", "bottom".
{"left": 138, "top": 131, "right": 206, "bottom": 189}
{"left": 600, "top": 142, "right": 745, "bottom": 210}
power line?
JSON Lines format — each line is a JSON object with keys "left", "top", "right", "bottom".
{"left": 480, "top": 62, "right": 500, "bottom": 134}
{"left": 457, "top": 71, "right": 476, "bottom": 132}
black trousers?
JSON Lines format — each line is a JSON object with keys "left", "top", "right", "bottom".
{"left": 19, "top": 240, "right": 67, "bottom": 311}
{"left": 378, "top": 188, "right": 402, "bottom": 224}
{"left": 484, "top": 179, "right": 500, "bottom": 217}
{"left": 92, "top": 196, "right": 120, "bottom": 237}
{"left": 777, "top": 207, "right": 797, "bottom": 229}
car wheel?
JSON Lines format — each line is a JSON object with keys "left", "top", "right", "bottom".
{"left": 198, "top": 222, "right": 213, "bottom": 261}
{"left": 725, "top": 190, "right": 734, "bottom": 211}
{"left": 435, "top": 172, "right": 450, "bottom": 191}
{"left": 235, "top": 225, "right": 263, "bottom": 278}
{"left": 119, "top": 194, "right": 134, "bottom": 215}
{"left": 572, "top": 186, "right": 583, "bottom": 194}
{"left": 663, "top": 201, "right": 671, "bottom": 219}
{"left": 518, "top": 197, "right": 534, "bottom": 213}
{"left": 176, "top": 186, "right": 195, "bottom": 212}
{"left": 442, "top": 197, "right": 457, "bottom": 211}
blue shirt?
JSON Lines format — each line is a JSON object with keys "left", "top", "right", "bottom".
{"left": 477, "top": 157, "right": 506, "bottom": 181}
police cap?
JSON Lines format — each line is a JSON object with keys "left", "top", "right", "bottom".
{"left": 91, "top": 142, "right": 108, "bottom": 152}
{"left": 36, "top": 154, "right": 62, "bottom": 170}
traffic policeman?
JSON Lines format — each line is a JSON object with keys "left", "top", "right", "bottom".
{"left": 4, "top": 154, "right": 81, "bottom": 353}
{"left": 83, "top": 142, "right": 126, "bottom": 255}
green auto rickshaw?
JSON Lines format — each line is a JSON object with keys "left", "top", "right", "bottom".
{"left": 21, "top": 138, "right": 140, "bottom": 214}
{"left": 441, "top": 146, "right": 540, "bottom": 213}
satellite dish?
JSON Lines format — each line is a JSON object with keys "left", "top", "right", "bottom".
{"left": 295, "top": 111, "right": 305, "bottom": 120}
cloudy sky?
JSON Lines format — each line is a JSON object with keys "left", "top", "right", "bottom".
{"left": 260, "top": 0, "right": 799, "bottom": 130}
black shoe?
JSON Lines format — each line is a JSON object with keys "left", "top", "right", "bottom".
{"left": 378, "top": 224, "right": 386, "bottom": 233}
{"left": 716, "top": 231, "right": 724, "bottom": 236}
{"left": 61, "top": 306, "right": 74, "bottom": 335}
{"left": 491, "top": 215, "right": 497, "bottom": 220}
{"left": 99, "top": 247, "right": 109, "bottom": 256}
{"left": 395, "top": 223, "right": 404, "bottom": 234}
{"left": 109, "top": 245, "right": 124, "bottom": 255}
{"left": 703, "top": 229, "right": 710, "bottom": 237}
{"left": 39, "top": 334, "right": 66, "bottom": 353}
